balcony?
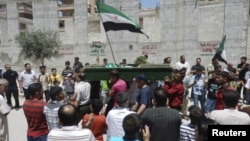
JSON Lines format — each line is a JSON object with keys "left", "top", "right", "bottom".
{"left": 58, "top": 0, "right": 74, "bottom": 11}
{"left": 18, "top": 6, "right": 32, "bottom": 15}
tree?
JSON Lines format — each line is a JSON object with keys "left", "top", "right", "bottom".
{"left": 16, "top": 29, "right": 61, "bottom": 66}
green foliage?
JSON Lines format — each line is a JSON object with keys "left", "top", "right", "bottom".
{"left": 16, "top": 30, "right": 61, "bottom": 66}
{"left": 134, "top": 56, "right": 147, "bottom": 64}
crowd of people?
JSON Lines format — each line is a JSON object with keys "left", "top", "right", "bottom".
{"left": 0, "top": 55, "right": 250, "bottom": 141}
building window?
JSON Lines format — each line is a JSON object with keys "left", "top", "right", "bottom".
{"left": 0, "top": 4, "right": 7, "bottom": 12}
{"left": 139, "top": 18, "right": 143, "bottom": 29}
{"left": 19, "top": 23, "right": 26, "bottom": 32}
{"left": 59, "top": 20, "right": 65, "bottom": 32}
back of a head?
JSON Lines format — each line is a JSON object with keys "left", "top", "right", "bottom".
{"left": 91, "top": 99, "right": 103, "bottom": 114}
{"left": 110, "top": 69, "right": 120, "bottom": 78}
{"left": 78, "top": 73, "right": 86, "bottom": 81}
{"left": 58, "top": 104, "right": 77, "bottom": 126}
{"left": 189, "top": 106, "right": 203, "bottom": 125}
{"left": 49, "top": 86, "right": 63, "bottom": 101}
{"left": 123, "top": 113, "right": 141, "bottom": 136}
{"left": 222, "top": 90, "right": 239, "bottom": 108}
{"left": 153, "top": 87, "right": 167, "bottom": 106}
{"left": 216, "top": 71, "right": 230, "bottom": 81}
{"left": 28, "top": 83, "right": 42, "bottom": 97}
{"left": 196, "top": 118, "right": 219, "bottom": 141}
{"left": 116, "top": 92, "right": 128, "bottom": 107}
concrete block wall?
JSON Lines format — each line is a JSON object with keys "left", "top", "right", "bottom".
{"left": 7, "top": 1, "right": 19, "bottom": 47}
{"left": 224, "top": 0, "right": 249, "bottom": 66}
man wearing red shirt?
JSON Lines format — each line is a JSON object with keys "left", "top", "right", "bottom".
{"left": 23, "top": 83, "right": 49, "bottom": 141}
{"left": 164, "top": 70, "right": 185, "bottom": 111}
{"left": 215, "top": 71, "right": 234, "bottom": 110}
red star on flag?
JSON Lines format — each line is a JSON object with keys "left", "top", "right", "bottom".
{"left": 114, "top": 16, "right": 118, "bottom": 21}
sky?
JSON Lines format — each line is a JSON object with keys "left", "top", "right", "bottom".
{"left": 139, "top": 0, "right": 160, "bottom": 8}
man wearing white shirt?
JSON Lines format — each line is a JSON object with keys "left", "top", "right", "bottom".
{"left": 209, "top": 90, "right": 250, "bottom": 125}
{"left": 175, "top": 55, "right": 191, "bottom": 75}
{"left": 71, "top": 74, "right": 91, "bottom": 123}
{"left": 0, "top": 79, "right": 11, "bottom": 141}
{"left": 48, "top": 104, "right": 95, "bottom": 141}
{"left": 18, "top": 63, "right": 37, "bottom": 100}
{"left": 106, "top": 92, "right": 135, "bottom": 139}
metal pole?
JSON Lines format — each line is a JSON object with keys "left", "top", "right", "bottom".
{"left": 99, "top": 13, "right": 117, "bottom": 64}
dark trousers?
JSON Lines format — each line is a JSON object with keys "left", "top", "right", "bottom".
{"left": 6, "top": 86, "right": 19, "bottom": 107}
{"left": 23, "top": 88, "right": 30, "bottom": 100}
{"left": 105, "top": 96, "right": 114, "bottom": 116}
{"left": 43, "top": 90, "right": 49, "bottom": 102}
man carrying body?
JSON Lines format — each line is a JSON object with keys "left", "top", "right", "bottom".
{"left": 133, "top": 74, "right": 152, "bottom": 115}
{"left": 3, "top": 64, "right": 20, "bottom": 109}
{"left": 105, "top": 69, "right": 127, "bottom": 116}
{"left": 71, "top": 74, "right": 91, "bottom": 123}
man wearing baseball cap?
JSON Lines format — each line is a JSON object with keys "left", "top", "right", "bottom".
{"left": 133, "top": 74, "right": 152, "bottom": 115}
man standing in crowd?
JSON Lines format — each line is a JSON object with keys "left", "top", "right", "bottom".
{"left": 163, "top": 57, "right": 171, "bottom": 65}
{"left": 3, "top": 64, "right": 20, "bottom": 109}
{"left": 209, "top": 90, "right": 250, "bottom": 125}
{"left": 189, "top": 67, "right": 206, "bottom": 112}
{"left": 73, "top": 57, "right": 83, "bottom": 73}
{"left": 237, "top": 56, "right": 249, "bottom": 102}
{"left": 190, "top": 58, "right": 205, "bottom": 75}
{"left": 164, "top": 70, "right": 184, "bottom": 111}
{"left": 206, "top": 58, "right": 220, "bottom": 79}
{"left": 47, "top": 104, "right": 95, "bottom": 141}
{"left": 142, "top": 87, "right": 181, "bottom": 141}
{"left": 44, "top": 87, "right": 65, "bottom": 130}
{"left": 133, "top": 74, "right": 152, "bottom": 115}
{"left": 37, "top": 66, "right": 50, "bottom": 102}
{"left": 48, "top": 68, "right": 62, "bottom": 87}
{"left": 106, "top": 92, "right": 135, "bottom": 139}
{"left": 0, "top": 79, "right": 11, "bottom": 141}
{"left": 175, "top": 55, "right": 191, "bottom": 75}
{"left": 23, "top": 83, "right": 49, "bottom": 141}
{"left": 215, "top": 71, "right": 234, "bottom": 110}
{"left": 71, "top": 73, "right": 91, "bottom": 123}
{"left": 61, "top": 61, "right": 73, "bottom": 82}
{"left": 105, "top": 69, "right": 127, "bottom": 116}
{"left": 18, "top": 63, "right": 37, "bottom": 100}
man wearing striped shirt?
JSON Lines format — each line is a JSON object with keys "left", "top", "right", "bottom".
{"left": 23, "top": 83, "right": 49, "bottom": 141}
{"left": 180, "top": 106, "right": 203, "bottom": 141}
{"left": 141, "top": 87, "right": 181, "bottom": 141}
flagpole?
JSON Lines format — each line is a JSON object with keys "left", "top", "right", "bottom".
{"left": 99, "top": 14, "right": 117, "bottom": 65}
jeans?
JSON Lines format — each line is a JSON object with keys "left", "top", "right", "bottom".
{"left": 6, "top": 86, "right": 19, "bottom": 107}
{"left": 27, "top": 134, "right": 48, "bottom": 141}
{"left": 204, "top": 98, "right": 216, "bottom": 113}
{"left": 193, "top": 94, "right": 206, "bottom": 113}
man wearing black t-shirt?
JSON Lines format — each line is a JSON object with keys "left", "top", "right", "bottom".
{"left": 2, "top": 64, "right": 20, "bottom": 109}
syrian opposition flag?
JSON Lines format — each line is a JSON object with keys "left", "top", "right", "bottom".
{"left": 96, "top": 2, "right": 148, "bottom": 38}
{"left": 213, "top": 35, "right": 227, "bottom": 65}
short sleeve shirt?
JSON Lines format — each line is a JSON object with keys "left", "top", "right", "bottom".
{"left": 18, "top": 70, "right": 37, "bottom": 89}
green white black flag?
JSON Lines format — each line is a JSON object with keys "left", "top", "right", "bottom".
{"left": 96, "top": 2, "right": 148, "bottom": 38}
